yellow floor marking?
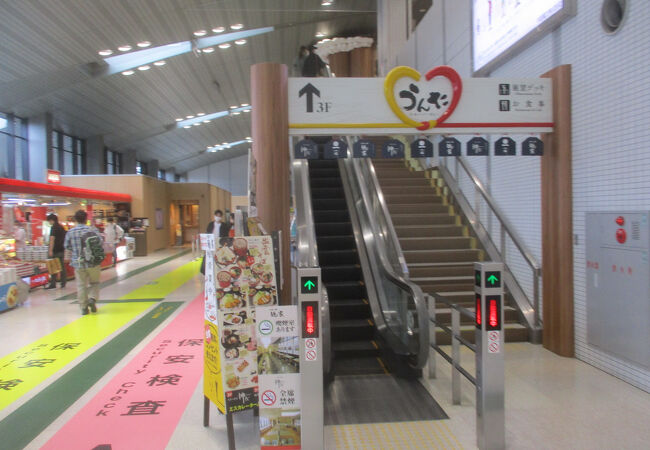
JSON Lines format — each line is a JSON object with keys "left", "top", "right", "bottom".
{"left": 119, "top": 259, "right": 200, "bottom": 299}
{"left": 328, "top": 420, "right": 462, "bottom": 449}
{"left": 0, "top": 301, "right": 154, "bottom": 411}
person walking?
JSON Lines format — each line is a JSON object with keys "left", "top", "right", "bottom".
{"left": 64, "top": 210, "right": 105, "bottom": 315}
{"left": 103, "top": 217, "right": 124, "bottom": 265}
{"left": 45, "top": 213, "right": 67, "bottom": 289}
{"left": 206, "top": 209, "right": 231, "bottom": 238}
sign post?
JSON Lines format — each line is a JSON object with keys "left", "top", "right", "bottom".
{"left": 297, "top": 267, "right": 323, "bottom": 450}
{"left": 474, "top": 262, "right": 505, "bottom": 450}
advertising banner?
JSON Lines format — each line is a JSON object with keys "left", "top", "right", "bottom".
{"left": 257, "top": 306, "right": 301, "bottom": 449}
{"left": 0, "top": 282, "right": 18, "bottom": 313}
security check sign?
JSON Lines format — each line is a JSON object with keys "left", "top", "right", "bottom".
{"left": 289, "top": 65, "right": 553, "bottom": 135}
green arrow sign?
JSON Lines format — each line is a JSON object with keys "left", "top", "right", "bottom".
{"left": 487, "top": 275, "right": 499, "bottom": 285}
{"left": 304, "top": 280, "right": 316, "bottom": 291}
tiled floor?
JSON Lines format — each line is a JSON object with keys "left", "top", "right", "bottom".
{"left": 1, "top": 250, "right": 649, "bottom": 449}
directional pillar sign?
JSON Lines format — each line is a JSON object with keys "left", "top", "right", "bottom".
{"left": 467, "top": 137, "right": 489, "bottom": 156}
{"left": 294, "top": 139, "right": 318, "bottom": 159}
{"left": 382, "top": 139, "right": 405, "bottom": 159}
{"left": 324, "top": 139, "right": 348, "bottom": 159}
{"left": 353, "top": 139, "right": 376, "bottom": 158}
{"left": 439, "top": 137, "right": 461, "bottom": 157}
{"left": 410, "top": 138, "right": 434, "bottom": 158}
{"left": 474, "top": 262, "right": 505, "bottom": 450}
{"left": 298, "top": 83, "right": 321, "bottom": 113}
{"left": 522, "top": 137, "right": 544, "bottom": 156}
{"left": 494, "top": 137, "right": 516, "bottom": 156}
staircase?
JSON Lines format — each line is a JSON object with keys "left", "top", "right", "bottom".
{"left": 308, "top": 159, "right": 386, "bottom": 376}
{"left": 372, "top": 159, "right": 529, "bottom": 344}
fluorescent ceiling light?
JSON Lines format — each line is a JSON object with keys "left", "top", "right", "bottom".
{"left": 197, "top": 113, "right": 205, "bottom": 116}
{"left": 230, "top": 105, "right": 238, "bottom": 109}
{"left": 212, "top": 27, "right": 225, "bottom": 33}
{"left": 118, "top": 45, "right": 132, "bottom": 52}
{"left": 235, "top": 39, "right": 247, "bottom": 45}
{"left": 230, "top": 24, "right": 244, "bottom": 30}
{"left": 193, "top": 123, "right": 200, "bottom": 126}
{"left": 194, "top": 29, "right": 207, "bottom": 37}
{"left": 175, "top": 105, "right": 250, "bottom": 128}
{"left": 232, "top": 112, "right": 241, "bottom": 115}
{"left": 122, "top": 70, "right": 135, "bottom": 75}
{"left": 175, "top": 118, "right": 183, "bottom": 122}
{"left": 137, "top": 65, "right": 150, "bottom": 71}
{"left": 153, "top": 60, "right": 166, "bottom": 66}
{"left": 183, "top": 125, "right": 191, "bottom": 129}
{"left": 203, "top": 120, "right": 211, "bottom": 123}
{"left": 201, "top": 47, "right": 215, "bottom": 53}
{"left": 98, "top": 49, "right": 113, "bottom": 56}
{"left": 322, "top": 1, "right": 333, "bottom": 5}
{"left": 41, "top": 202, "right": 71, "bottom": 206}
{"left": 186, "top": 115, "right": 195, "bottom": 119}
{"left": 219, "top": 43, "right": 231, "bottom": 49}
{"left": 241, "top": 103, "right": 249, "bottom": 107}
{"left": 8, "top": 198, "right": 36, "bottom": 202}
{"left": 206, "top": 138, "right": 250, "bottom": 153}
{"left": 137, "top": 41, "right": 152, "bottom": 48}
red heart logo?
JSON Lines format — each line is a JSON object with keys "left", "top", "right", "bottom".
{"left": 422, "top": 65, "right": 462, "bottom": 129}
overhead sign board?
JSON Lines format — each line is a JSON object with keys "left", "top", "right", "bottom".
{"left": 289, "top": 65, "right": 553, "bottom": 135}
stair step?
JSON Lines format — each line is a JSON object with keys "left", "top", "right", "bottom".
{"left": 312, "top": 198, "right": 347, "bottom": 210}
{"left": 379, "top": 177, "right": 431, "bottom": 187}
{"left": 408, "top": 264, "right": 475, "bottom": 278}
{"left": 416, "top": 281, "right": 476, "bottom": 293}
{"left": 392, "top": 214, "right": 457, "bottom": 226}
{"left": 321, "top": 264, "right": 362, "bottom": 283}
{"left": 317, "top": 235, "right": 356, "bottom": 250}
{"left": 373, "top": 168, "right": 414, "bottom": 177}
{"left": 324, "top": 281, "right": 366, "bottom": 300}
{"left": 318, "top": 249, "right": 358, "bottom": 265}
{"left": 310, "top": 178, "right": 342, "bottom": 189}
{"left": 315, "top": 222, "right": 352, "bottom": 236}
{"left": 314, "top": 210, "right": 350, "bottom": 223}
{"left": 309, "top": 159, "right": 339, "bottom": 168}
{"left": 310, "top": 187, "right": 345, "bottom": 199}
{"left": 329, "top": 298, "right": 369, "bottom": 320}
{"left": 403, "top": 249, "right": 483, "bottom": 264}
{"left": 331, "top": 319, "right": 374, "bottom": 342}
{"left": 385, "top": 194, "right": 444, "bottom": 204}
{"left": 396, "top": 224, "right": 465, "bottom": 238}
{"left": 332, "top": 340, "right": 381, "bottom": 358}
{"left": 389, "top": 204, "right": 451, "bottom": 215}
{"left": 399, "top": 236, "right": 474, "bottom": 251}
{"left": 333, "top": 356, "right": 387, "bottom": 376}
{"left": 309, "top": 168, "right": 340, "bottom": 179}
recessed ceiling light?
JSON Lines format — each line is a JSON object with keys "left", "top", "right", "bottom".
{"left": 118, "top": 45, "right": 132, "bottom": 52}
{"left": 193, "top": 29, "right": 207, "bottom": 37}
{"left": 246, "top": 136, "right": 252, "bottom": 140}
{"left": 137, "top": 65, "right": 151, "bottom": 71}
{"left": 175, "top": 118, "right": 183, "bottom": 122}
{"left": 232, "top": 112, "right": 241, "bottom": 115}
{"left": 316, "top": 32, "right": 326, "bottom": 38}
{"left": 244, "top": 108, "right": 251, "bottom": 112}
{"left": 235, "top": 39, "right": 247, "bottom": 45}
{"left": 219, "top": 43, "right": 231, "bottom": 49}
{"left": 322, "top": 1, "right": 333, "bottom": 5}
{"left": 230, "top": 24, "right": 244, "bottom": 30}
{"left": 212, "top": 26, "right": 225, "bottom": 33}
{"left": 186, "top": 115, "right": 195, "bottom": 119}
{"left": 122, "top": 70, "right": 135, "bottom": 75}
{"left": 98, "top": 49, "right": 113, "bottom": 56}
{"left": 222, "top": 142, "right": 228, "bottom": 145}
{"left": 183, "top": 125, "right": 191, "bottom": 129}
{"left": 193, "top": 123, "right": 200, "bottom": 126}
{"left": 241, "top": 103, "right": 249, "bottom": 107}
{"left": 154, "top": 60, "right": 166, "bottom": 66}
{"left": 203, "top": 120, "right": 211, "bottom": 123}
{"left": 197, "top": 113, "right": 205, "bottom": 116}
{"left": 201, "top": 47, "right": 215, "bottom": 53}
{"left": 230, "top": 105, "right": 238, "bottom": 109}
{"left": 137, "top": 41, "right": 151, "bottom": 48}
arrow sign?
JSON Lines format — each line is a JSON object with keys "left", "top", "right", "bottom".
{"left": 485, "top": 271, "right": 501, "bottom": 288}
{"left": 299, "top": 83, "right": 320, "bottom": 113}
{"left": 487, "top": 275, "right": 498, "bottom": 285}
{"left": 304, "top": 280, "right": 315, "bottom": 291}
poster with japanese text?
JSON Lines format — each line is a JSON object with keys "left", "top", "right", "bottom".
{"left": 257, "top": 306, "right": 301, "bottom": 449}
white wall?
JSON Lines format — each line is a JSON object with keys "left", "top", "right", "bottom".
{"left": 396, "top": 0, "right": 650, "bottom": 392}
{"left": 186, "top": 155, "right": 248, "bottom": 196}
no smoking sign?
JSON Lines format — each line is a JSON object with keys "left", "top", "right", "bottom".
{"left": 487, "top": 330, "right": 500, "bottom": 354}
{"left": 261, "top": 390, "right": 276, "bottom": 406}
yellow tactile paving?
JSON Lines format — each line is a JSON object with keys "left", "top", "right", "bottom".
{"left": 327, "top": 420, "right": 463, "bottom": 449}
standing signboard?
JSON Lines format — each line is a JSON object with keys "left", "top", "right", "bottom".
{"left": 257, "top": 306, "right": 301, "bottom": 449}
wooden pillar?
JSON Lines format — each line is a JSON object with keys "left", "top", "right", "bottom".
{"left": 350, "top": 47, "right": 376, "bottom": 77}
{"left": 251, "top": 63, "right": 291, "bottom": 304}
{"left": 328, "top": 52, "right": 350, "bottom": 77}
{"left": 541, "top": 64, "right": 574, "bottom": 357}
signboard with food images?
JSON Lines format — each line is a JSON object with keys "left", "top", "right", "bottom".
{"left": 0, "top": 282, "right": 19, "bottom": 313}
{"left": 214, "top": 235, "right": 280, "bottom": 414}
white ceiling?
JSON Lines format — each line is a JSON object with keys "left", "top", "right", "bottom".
{"left": 0, "top": 0, "right": 376, "bottom": 173}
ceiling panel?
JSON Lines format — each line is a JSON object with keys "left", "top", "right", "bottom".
{"left": 0, "top": 0, "right": 376, "bottom": 173}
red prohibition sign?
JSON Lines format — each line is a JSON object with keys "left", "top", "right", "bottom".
{"left": 305, "top": 338, "right": 316, "bottom": 349}
{"left": 261, "top": 390, "right": 277, "bottom": 406}
{"left": 489, "top": 343, "right": 499, "bottom": 353}
{"left": 306, "top": 350, "right": 317, "bottom": 361}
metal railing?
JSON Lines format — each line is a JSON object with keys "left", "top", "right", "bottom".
{"left": 426, "top": 293, "right": 477, "bottom": 404}
{"left": 435, "top": 156, "right": 542, "bottom": 340}
{"left": 291, "top": 157, "right": 332, "bottom": 377}
{"left": 340, "top": 150, "right": 429, "bottom": 370}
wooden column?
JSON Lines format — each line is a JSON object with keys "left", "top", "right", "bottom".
{"left": 328, "top": 52, "right": 350, "bottom": 77}
{"left": 541, "top": 65, "right": 574, "bottom": 357}
{"left": 251, "top": 63, "right": 291, "bottom": 304}
{"left": 350, "top": 47, "right": 376, "bottom": 77}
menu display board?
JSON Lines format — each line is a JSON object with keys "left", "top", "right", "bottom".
{"left": 472, "top": 0, "right": 575, "bottom": 74}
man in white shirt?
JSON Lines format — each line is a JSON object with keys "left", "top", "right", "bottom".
{"left": 14, "top": 221, "right": 26, "bottom": 249}
{"left": 103, "top": 217, "right": 124, "bottom": 265}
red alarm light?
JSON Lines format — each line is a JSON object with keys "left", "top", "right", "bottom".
{"left": 485, "top": 295, "right": 502, "bottom": 331}
{"left": 616, "top": 216, "right": 625, "bottom": 226}
{"left": 475, "top": 294, "right": 482, "bottom": 328}
{"left": 306, "top": 305, "right": 315, "bottom": 335}
{"left": 302, "top": 301, "right": 319, "bottom": 338}
{"left": 616, "top": 228, "right": 627, "bottom": 244}
{"left": 489, "top": 299, "right": 498, "bottom": 328}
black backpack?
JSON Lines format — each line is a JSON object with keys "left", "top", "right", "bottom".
{"left": 79, "top": 230, "right": 105, "bottom": 266}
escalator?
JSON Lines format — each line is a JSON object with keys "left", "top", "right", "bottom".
{"left": 308, "top": 160, "right": 384, "bottom": 376}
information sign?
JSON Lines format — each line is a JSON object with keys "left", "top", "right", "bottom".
{"left": 439, "top": 137, "right": 461, "bottom": 157}
{"left": 294, "top": 139, "right": 318, "bottom": 159}
{"left": 467, "top": 137, "right": 489, "bottom": 156}
{"left": 494, "top": 137, "right": 516, "bottom": 156}
{"left": 522, "top": 137, "right": 544, "bottom": 156}
{"left": 324, "top": 139, "right": 348, "bottom": 159}
{"left": 353, "top": 139, "right": 376, "bottom": 158}
{"left": 382, "top": 140, "right": 405, "bottom": 159}
{"left": 410, "top": 138, "right": 434, "bottom": 158}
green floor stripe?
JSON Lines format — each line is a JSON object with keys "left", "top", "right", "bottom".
{"left": 0, "top": 302, "right": 182, "bottom": 450}
{"left": 70, "top": 298, "right": 165, "bottom": 304}
{"left": 55, "top": 248, "right": 192, "bottom": 301}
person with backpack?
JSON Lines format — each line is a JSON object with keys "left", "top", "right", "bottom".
{"left": 64, "top": 210, "right": 105, "bottom": 315}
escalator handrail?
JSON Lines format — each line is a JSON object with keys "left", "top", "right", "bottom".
{"left": 344, "top": 156, "right": 429, "bottom": 370}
